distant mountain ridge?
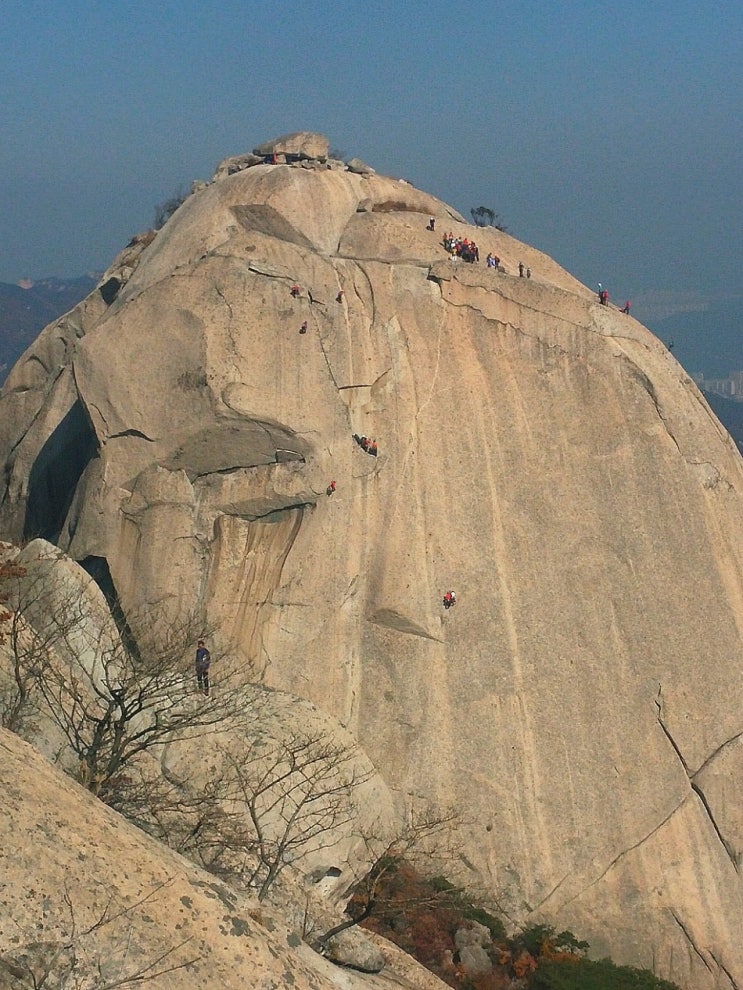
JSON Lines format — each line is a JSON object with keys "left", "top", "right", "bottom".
{"left": 702, "top": 389, "right": 743, "bottom": 453}
{"left": 647, "top": 298, "right": 743, "bottom": 379}
{"left": 0, "top": 274, "right": 98, "bottom": 382}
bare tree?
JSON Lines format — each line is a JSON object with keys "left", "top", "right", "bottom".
{"left": 104, "top": 756, "right": 258, "bottom": 877}
{"left": 317, "top": 807, "right": 463, "bottom": 948}
{"left": 0, "top": 879, "right": 200, "bottom": 989}
{"left": 34, "top": 610, "right": 243, "bottom": 802}
{"left": 222, "top": 728, "right": 375, "bottom": 900}
{"left": 88, "top": 718, "right": 380, "bottom": 911}
{"left": 153, "top": 187, "right": 188, "bottom": 230}
{"left": 1, "top": 553, "right": 381, "bottom": 907}
{"left": 0, "top": 555, "right": 242, "bottom": 802}
{"left": 0, "top": 558, "right": 37, "bottom": 733}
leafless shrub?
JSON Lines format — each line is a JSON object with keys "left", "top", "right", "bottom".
{"left": 0, "top": 879, "right": 200, "bottom": 989}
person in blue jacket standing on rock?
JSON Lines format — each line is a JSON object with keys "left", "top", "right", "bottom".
{"left": 195, "top": 639, "right": 211, "bottom": 696}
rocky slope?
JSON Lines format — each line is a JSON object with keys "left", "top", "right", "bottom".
{"left": 0, "top": 725, "right": 445, "bottom": 990}
{"left": 2, "top": 133, "right": 743, "bottom": 989}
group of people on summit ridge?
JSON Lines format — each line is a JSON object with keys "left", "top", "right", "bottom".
{"left": 442, "top": 232, "right": 480, "bottom": 263}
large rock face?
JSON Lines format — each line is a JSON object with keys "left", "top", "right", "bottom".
{"left": 2, "top": 141, "right": 743, "bottom": 988}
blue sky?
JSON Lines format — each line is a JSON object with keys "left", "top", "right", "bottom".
{"left": 2, "top": 1, "right": 742, "bottom": 324}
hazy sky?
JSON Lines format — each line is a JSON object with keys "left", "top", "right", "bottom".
{"left": 2, "top": 1, "right": 742, "bottom": 324}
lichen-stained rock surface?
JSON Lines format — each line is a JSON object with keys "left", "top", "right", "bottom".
{"left": 2, "top": 135, "right": 743, "bottom": 988}
{"left": 0, "top": 728, "right": 444, "bottom": 990}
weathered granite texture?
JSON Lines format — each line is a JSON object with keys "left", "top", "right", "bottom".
{"left": 2, "top": 140, "right": 743, "bottom": 988}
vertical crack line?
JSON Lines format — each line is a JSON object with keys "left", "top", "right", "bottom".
{"left": 615, "top": 346, "right": 682, "bottom": 455}
{"left": 214, "top": 283, "right": 234, "bottom": 322}
{"left": 315, "top": 316, "right": 340, "bottom": 392}
{"left": 415, "top": 318, "right": 443, "bottom": 424}
{"left": 214, "top": 282, "right": 240, "bottom": 365}
{"left": 656, "top": 689, "right": 740, "bottom": 874}
{"left": 690, "top": 782, "right": 740, "bottom": 874}
{"left": 355, "top": 262, "right": 376, "bottom": 328}
{"left": 670, "top": 911, "right": 714, "bottom": 974}
{"left": 709, "top": 950, "right": 741, "bottom": 990}
{"left": 655, "top": 689, "right": 691, "bottom": 775}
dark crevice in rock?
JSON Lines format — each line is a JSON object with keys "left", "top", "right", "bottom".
{"left": 654, "top": 692, "right": 691, "bottom": 775}
{"left": 213, "top": 282, "right": 234, "bottom": 321}
{"left": 530, "top": 872, "right": 573, "bottom": 914}
{"left": 79, "top": 554, "right": 138, "bottom": 656}
{"left": 274, "top": 448, "right": 304, "bottom": 462}
{"left": 23, "top": 399, "right": 99, "bottom": 544}
{"left": 355, "top": 263, "right": 376, "bottom": 326}
{"left": 86, "top": 400, "right": 110, "bottom": 435}
{"left": 109, "top": 429, "right": 156, "bottom": 442}
{"left": 691, "top": 783, "right": 740, "bottom": 873}
{"left": 315, "top": 319, "right": 341, "bottom": 392}
{"left": 226, "top": 497, "right": 316, "bottom": 523}
{"left": 371, "top": 201, "right": 422, "bottom": 214}
{"left": 708, "top": 950, "right": 740, "bottom": 990}
{"left": 189, "top": 450, "right": 305, "bottom": 482}
{"left": 656, "top": 690, "right": 740, "bottom": 872}
{"left": 670, "top": 911, "right": 714, "bottom": 974}
{"left": 620, "top": 354, "right": 682, "bottom": 454}
{"left": 99, "top": 276, "right": 121, "bottom": 305}
{"left": 552, "top": 794, "right": 688, "bottom": 914}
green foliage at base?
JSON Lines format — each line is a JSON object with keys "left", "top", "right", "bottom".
{"left": 514, "top": 925, "right": 588, "bottom": 958}
{"left": 352, "top": 860, "right": 682, "bottom": 990}
{"left": 528, "top": 957, "right": 681, "bottom": 990}
{"left": 462, "top": 904, "right": 507, "bottom": 943}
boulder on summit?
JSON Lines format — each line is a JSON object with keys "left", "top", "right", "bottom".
{"left": 253, "top": 130, "right": 330, "bottom": 160}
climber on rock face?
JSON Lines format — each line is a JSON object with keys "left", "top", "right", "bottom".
{"left": 291, "top": 284, "right": 301, "bottom": 298}
{"left": 299, "top": 321, "right": 308, "bottom": 334}
{"left": 353, "top": 434, "right": 378, "bottom": 456}
{"left": 336, "top": 290, "right": 344, "bottom": 303}
{"left": 326, "top": 480, "right": 336, "bottom": 496}
{"left": 442, "top": 591, "right": 456, "bottom": 609}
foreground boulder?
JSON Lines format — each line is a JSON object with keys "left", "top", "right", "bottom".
{"left": 0, "top": 728, "right": 446, "bottom": 990}
{"left": 2, "top": 139, "right": 743, "bottom": 988}
{"left": 324, "top": 929, "right": 386, "bottom": 973}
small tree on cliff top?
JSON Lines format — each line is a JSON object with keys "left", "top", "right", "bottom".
{"left": 470, "top": 205, "right": 508, "bottom": 231}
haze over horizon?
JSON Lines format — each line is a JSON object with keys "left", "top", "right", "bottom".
{"left": 2, "top": 1, "right": 742, "bottom": 332}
